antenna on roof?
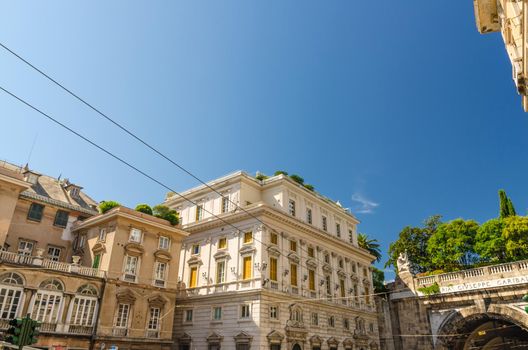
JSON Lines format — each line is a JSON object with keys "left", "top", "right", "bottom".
{"left": 26, "top": 132, "right": 38, "bottom": 166}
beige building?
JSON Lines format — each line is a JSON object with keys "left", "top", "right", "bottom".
{"left": 0, "top": 161, "right": 188, "bottom": 350}
{"left": 166, "top": 171, "right": 380, "bottom": 350}
{"left": 473, "top": 0, "right": 528, "bottom": 111}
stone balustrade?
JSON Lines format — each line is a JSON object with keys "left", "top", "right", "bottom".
{"left": 0, "top": 250, "right": 105, "bottom": 278}
{"left": 414, "top": 259, "right": 528, "bottom": 295}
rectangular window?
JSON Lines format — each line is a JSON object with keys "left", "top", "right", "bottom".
{"left": 306, "top": 208, "right": 312, "bottom": 224}
{"left": 240, "top": 304, "right": 250, "bottom": 319}
{"left": 308, "top": 270, "right": 315, "bottom": 291}
{"left": 216, "top": 261, "right": 226, "bottom": 284}
{"left": 243, "top": 256, "right": 252, "bottom": 280}
{"left": 184, "top": 309, "right": 193, "bottom": 322}
{"left": 148, "top": 307, "right": 161, "bottom": 332}
{"left": 129, "top": 228, "right": 142, "bottom": 243}
{"left": 31, "top": 291, "right": 62, "bottom": 323}
{"left": 328, "top": 316, "right": 335, "bottom": 327}
{"left": 348, "top": 229, "right": 353, "bottom": 243}
{"left": 340, "top": 279, "right": 346, "bottom": 298}
{"left": 290, "top": 240, "right": 297, "bottom": 252}
{"left": 311, "top": 312, "right": 319, "bottom": 326}
{"left": 307, "top": 246, "right": 314, "bottom": 257}
{"left": 154, "top": 262, "right": 167, "bottom": 287}
{"left": 79, "top": 235, "right": 86, "bottom": 248}
{"left": 218, "top": 237, "right": 227, "bottom": 249}
{"left": 243, "top": 231, "right": 253, "bottom": 244}
{"left": 0, "top": 286, "right": 22, "bottom": 319}
{"left": 270, "top": 232, "right": 278, "bottom": 245}
{"left": 288, "top": 199, "right": 296, "bottom": 216}
{"left": 192, "top": 244, "right": 200, "bottom": 255}
{"left": 336, "top": 223, "right": 341, "bottom": 237}
{"left": 324, "top": 254, "right": 330, "bottom": 264}
{"left": 17, "top": 240, "right": 34, "bottom": 256}
{"left": 221, "top": 197, "right": 229, "bottom": 213}
{"left": 115, "top": 304, "right": 130, "bottom": 328}
{"left": 123, "top": 255, "right": 139, "bottom": 282}
{"left": 189, "top": 267, "right": 198, "bottom": 288}
{"left": 212, "top": 306, "right": 222, "bottom": 321}
{"left": 322, "top": 216, "right": 327, "bottom": 231}
{"left": 98, "top": 228, "right": 106, "bottom": 242}
{"left": 344, "top": 318, "right": 350, "bottom": 330}
{"left": 47, "top": 246, "right": 61, "bottom": 262}
{"left": 195, "top": 205, "right": 204, "bottom": 221}
{"left": 71, "top": 296, "right": 97, "bottom": 326}
{"left": 270, "top": 306, "right": 278, "bottom": 319}
{"left": 53, "top": 210, "right": 69, "bottom": 227}
{"left": 27, "top": 203, "right": 44, "bottom": 222}
{"left": 290, "top": 263, "right": 297, "bottom": 287}
{"left": 325, "top": 275, "right": 331, "bottom": 296}
{"left": 365, "top": 286, "right": 371, "bottom": 304}
{"left": 269, "top": 258, "right": 278, "bottom": 281}
{"left": 158, "top": 236, "right": 170, "bottom": 250}
{"left": 92, "top": 254, "right": 101, "bottom": 269}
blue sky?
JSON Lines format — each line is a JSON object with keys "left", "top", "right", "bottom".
{"left": 1, "top": 1, "right": 527, "bottom": 278}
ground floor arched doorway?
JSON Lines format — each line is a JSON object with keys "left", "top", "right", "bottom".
{"left": 292, "top": 344, "right": 302, "bottom": 350}
{"left": 438, "top": 313, "right": 528, "bottom": 349}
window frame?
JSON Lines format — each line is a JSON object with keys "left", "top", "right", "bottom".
{"left": 240, "top": 304, "right": 251, "bottom": 319}
{"left": 115, "top": 303, "right": 131, "bottom": 329}
{"left": 153, "top": 261, "right": 168, "bottom": 288}
{"left": 129, "top": 228, "right": 142, "bottom": 243}
{"left": 123, "top": 255, "right": 140, "bottom": 283}
{"left": 212, "top": 306, "right": 222, "bottom": 321}
{"left": 269, "top": 305, "right": 278, "bottom": 320}
{"left": 195, "top": 205, "right": 204, "bottom": 221}
{"left": 322, "top": 216, "right": 328, "bottom": 231}
{"left": 306, "top": 208, "right": 312, "bottom": 224}
{"left": 184, "top": 309, "right": 193, "bottom": 323}
{"left": 191, "top": 244, "right": 200, "bottom": 255}
{"left": 47, "top": 246, "right": 62, "bottom": 262}
{"left": 288, "top": 199, "right": 296, "bottom": 216}
{"left": 53, "top": 210, "right": 69, "bottom": 228}
{"left": 216, "top": 260, "right": 226, "bottom": 284}
{"left": 158, "top": 236, "right": 170, "bottom": 250}
{"left": 243, "top": 231, "right": 253, "bottom": 244}
{"left": 17, "top": 240, "right": 34, "bottom": 256}
{"left": 218, "top": 237, "right": 227, "bottom": 250}
{"left": 27, "top": 203, "right": 44, "bottom": 222}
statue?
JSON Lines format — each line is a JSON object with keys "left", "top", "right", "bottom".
{"left": 397, "top": 252, "right": 410, "bottom": 273}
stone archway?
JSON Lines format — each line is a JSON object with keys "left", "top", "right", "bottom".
{"left": 436, "top": 305, "right": 528, "bottom": 350}
{"left": 292, "top": 344, "right": 302, "bottom": 350}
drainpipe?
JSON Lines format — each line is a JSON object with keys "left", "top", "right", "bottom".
{"left": 90, "top": 273, "right": 107, "bottom": 350}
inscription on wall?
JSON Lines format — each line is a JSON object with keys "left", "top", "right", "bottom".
{"left": 439, "top": 275, "right": 528, "bottom": 293}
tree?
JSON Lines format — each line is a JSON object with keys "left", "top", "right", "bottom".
{"left": 274, "top": 170, "right": 288, "bottom": 176}
{"left": 474, "top": 218, "right": 505, "bottom": 263}
{"left": 499, "top": 189, "right": 516, "bottom": 219}
{"left": 372, "top": 267, "right": 387, "bottom": 293}
{"left": 152, "top": 205, "right": 179, "bottom": 226}
{"left": 427, "top": 219, "right": 479, "bottom": 271}
{"left": 289, "top": 174, "right": 305, "bottom": 185}
{"left": 135, "top": 204, "right": 153, "bottom": 215}
{"left": 358, "top": 233, "right": 382, "bottom": 262}
{"left": 502, "top": 216, "right": 528, "bottom": 261}
{"left": 98, "top": 200, "right": 120, "bottom": 214}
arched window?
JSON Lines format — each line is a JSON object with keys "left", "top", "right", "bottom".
{"left": 0, "top": 273, "right": 24, "bottom": 320}
{"left": 68, "top": 285, "right": 98, "bottom": 329}
{"left": 31, "top": 279, "right": 64, "bottom": 324}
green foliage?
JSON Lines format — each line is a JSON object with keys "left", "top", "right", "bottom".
{"left": 98, "top": 200, "right": 120, "bottom": 214}
{"left": 303, "top": 184, "right": 315, "bottom": 191}
{"left": 427, "top": 219, "right": 479, "bottom": 271}
{"left": 474, "top": 218, "right": 505, "bottom": 263}
{"left": 372, "top": 267, "right": 387, "bottom": 293}
{"left": 417, "top": 282, "right": 440, "bottom": 295}
{"left": 502, "top": 216, "right": 528, "bottom": 261}
{"left": 255, "top": 173, "right": 269, "bottom": 181}
{"left": 499, "top": 189, "right": 516, "bottom": 219}
{"left": 153, "top": 205, "right": 179, "bottom": 225}
{"left": 135, "top": 204, "right": 153, "bottom": 215}
{"left": 358, "top": 233, "right": 382, "bottom": 262}
{"left": 274, "top": 170, "right": 288, "bottom": 176}
{"left": 289, "top": 174, "right": 305, "bottom": 185}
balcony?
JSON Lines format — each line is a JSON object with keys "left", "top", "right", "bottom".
{"left": 0, "top": 250, "right": 105, "bottom": 278}
{"left": 67, "top": 325, "right": 94, "bottom": 335}
{"left": 112, "top": 328, "right": 128, "bottom": 337}
{"left": 146, "top": 330, "right": 159, "bottom": 339}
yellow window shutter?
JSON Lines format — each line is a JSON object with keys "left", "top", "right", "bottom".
{"left": 291, "top": 264, "right": 297, "bottom": 286}
{"left": 270, "top": 258, "right": 277, "bottom": 281}
{"left": 243, "top": 256, "right": 252, "bottom": 279}
{"left": 309, "top": 270, "right": 315, "bottom": 290}
{"left": 190, "top": 267, "right": 197, "bottom": 288}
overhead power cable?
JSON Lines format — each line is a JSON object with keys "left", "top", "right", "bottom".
{"left": 0, "top": 41, "right": 373, "bottom": 278}
{"left": 0, "top": 85, "right": 365, "bottom": 293}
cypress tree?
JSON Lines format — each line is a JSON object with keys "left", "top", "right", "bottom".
{"left": 499, "top": 190, "right": 509, "bottom": 219}
{"left": 507, "top": 197, "right": 517, "bottom": 216}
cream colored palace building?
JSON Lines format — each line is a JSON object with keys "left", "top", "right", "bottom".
{"left": 166, "top": 172, "right": 380, "bottom": 350}
{"left": 474, "top": 0, "right": 528, "bottom": 111}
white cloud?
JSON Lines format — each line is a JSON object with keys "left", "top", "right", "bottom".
{"left": 351, "top": 193, "right": 379, "bottom": 214}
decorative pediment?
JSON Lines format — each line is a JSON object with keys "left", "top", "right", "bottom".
{"left": 310, "top": 335, "right": 323, "bottom": 345}
{"left": 92, "top": 242, "right": 106, "bottom": 254}
{"left": 267, "top": 330, "right": 284, "bottom": 344}
{"left": 187, "top": 256, "right": 203, "bottom": 266}
{"left": 234, "top": 331, "right": 253, "bottom": 344}
{"left": 287, "top": 252, "right": 300, "bottom": 263}
{"left": 323, "top": 263, "right": 332, "bottom": 273}
{"left": 154, "top": 249, "right": 172, "bottom": 262}
{"left": 362, "top": 278, "right": 370, "bottom": 285}
{"left": 148, "top": 294, "right": 167, "bottom": 308}
{"left": 239, "top": 245, "right": 256, "bottom": 255}
{"left": 178, "top": 332, "right": 192, "bottom": 344}
{"left": 327, "top": 337, "right": 339, "bottom": 346}
{"left": 207, "top": 332, "right": 223, "bottom": 343}
{"left": 306, "top": 258, "right": 317, "bottom": 269}
{"left": 267, "top": 245, "right": 281, "bottom": 257}
{"left": 351, "top": 275, "right": 359, "bottom": 282}
{"left": 337, "top": 269, "right": 347, "bottom": 278}
{"left": 124, "top": 242, "right": 144, "bottom": 256}
{"left": 214, "top": 250, "right": 231, "bottom": 260}
{"left": 343, "top": 338, "right": 354, "bottom": 347}
{"left": 116, "top": 288, "right": 136, "bottom": 304}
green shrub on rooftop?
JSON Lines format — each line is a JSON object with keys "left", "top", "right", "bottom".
{"left": 289, "top": 174, "right": 305, "bottom": 185}
{"left": 153, "top": 205, "right": 179, "bottom": 226}
{"left": 135, "top": 204, "right": 153, "bottom": 215}
{"left": 274, "top": 170, "right": 288, "bottom": 176}
{"left": 98, "top": 200, "right": 121, "bottom": 214}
